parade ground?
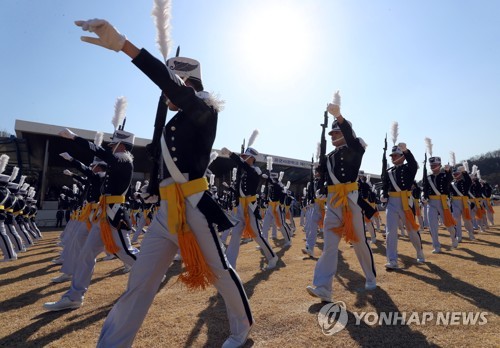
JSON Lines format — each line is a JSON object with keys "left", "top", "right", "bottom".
{"left": 1, "top": 208, "right": 499, "bottom": 347}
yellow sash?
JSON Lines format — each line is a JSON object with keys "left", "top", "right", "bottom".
{"left": 389, "top": 190, "right": 420, "bottom": 230}
{"left": 269, "top": 201, "right": 282, "bottom": 227}
{"left": 452, "top": 196, "right": 471, "bottom": 220}
{"left": 239, "top": 195, "right": 257, "bottom": 239}
{"left": 92, "top": 195, "right": 126, "bottom": 254}
{"left": 429, "top": 195, "right": 456, "bottom": 227}
{"left": 328, "top": 182, "right": 358, "bottom": 243}
{"left": 159, "top": 177, "right": 215, "bottom": 290}
{"left": 315, "top": 197, "right": 326, "bottom": 229}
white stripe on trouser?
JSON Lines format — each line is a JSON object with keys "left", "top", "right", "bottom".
{"left": 60, "top": 221, "right": 90, "bottom": 276}
{"left": 97, "top": 199, "right": 253, "bottom": 348}
{"left": 0, "top": 221, "right": 17, "bottom": 259}
{"left": 451, "top": 200, "right": 474, "bottom": 240}
{"left": 427, "top": 199, "right": 456, "bottom": 250}
{"left": 312, "top": 193, "right": 376, "bottom": 296}
{"left": 226, "top": 202, "right": 276, "bottom": 269}
{"left": 385, "top": 197, "right": 423, "bottom": 262}
{"left": 63, "top": 221, "right": 137, "bottom": 302}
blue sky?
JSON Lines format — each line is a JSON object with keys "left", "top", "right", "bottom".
{"left": 1, "top": 0, "right": 499, "bottom": 180}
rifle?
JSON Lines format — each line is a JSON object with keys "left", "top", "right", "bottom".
{"left": 319, "top": 109, "right": 328, "bottom": 164}
{"left": 309, "top": 154, "right": 315, "bottom": 203}
{"left": 146, "top": 46, "right": 180, "bottom": 196}
{"left": 381, "top": 133, "right": 388, "bottom": 182}
{"left": 422, "top": 153, "right": 428, "bottom": 196}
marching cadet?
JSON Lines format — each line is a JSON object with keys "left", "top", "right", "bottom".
{"left": 381, "top": 142, "right": 425, "bottom": 269}
{"left": 306, "top": 92, "right": 376, "bottom": 303}
{"left": 261, "top": 172, "right": 292, "bottom": 247}
{"left": 469, "top": 168, "right": 486, "bottom": 232}
{"left": 450, "top": 163, "right": 475, "bottom": 242}
{"left": 221, "top": 145, "right": 278, "bottom": 271}
{"left": 358, "top": 170, "right": 377, "bottom": 245}
{"left": 0, "top": 155, "right": 17, "bottom": 262}
{"left": 44, "top": 96, "right": 137, "bottom": 311}
{"left": 423, "top": 149, "right": 459, "bottom": 253}
{"left": 73, "top": 18, "right": 253, "bottom": 348}
{"left": 50, "top": 147, "right": 108, "bottom": 283}
{"left": 302, "top": 166, "right": 325, "bottom": 258}
{"left": 481, "top": 179, "right": 495, "bottom": 226}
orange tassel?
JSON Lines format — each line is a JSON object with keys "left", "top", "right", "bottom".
{"left": 100, "top": 219, "right": 119, "bottom": 254}
{"left": 241, "top": 207, "right": 256, "bottom": 239}
{"left": 464, "top": 207, "right": 471, "bottom": 221}
{"left": 443, "top": 209, "right": 457, "bottom": 228}
{"left": 178, "top": 226, "right": 216, "bottom": 290}
{"left": 331, "top": 206, "right": 358, "bottom": 243}
{"left": 404, "top": 209, "right": 420, "bottom": 231}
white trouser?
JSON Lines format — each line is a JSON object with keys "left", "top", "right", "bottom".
{"left": 61, "top": 221, "right": 90, "bottom": 275}
{"left": 97, "top": 197, "right": 253, "bottom": 347}
{"left": 226, "top": 202, "right": 276, "bottom": 269}
{"left": 261, "top": 204, "right": 291, "bottom": 243}
{"left": 5, "top": 222, "right": 25, "bottom": 252}
{"left": 427, "top": 199, "right": 456, "bottom": 250}
{"left": 312, "top": 192, "right": 376, "bottom": 296}
{"left": 305, "top": 203, "right": 322, "bottom": 251}
{"left": 0, "top": 221, "right": 17, "bottom": 260}
{"left": 385, "top": 197, "right": 424, "bottom": 263}
{"left": 451, "top": 199, "right": 474, "bottom": 240}
{"left": 63, "top": 220, "right": 137, "bottom": 302}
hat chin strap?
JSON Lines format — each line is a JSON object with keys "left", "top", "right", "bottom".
{"left": 112, "top": 141, "right": 121, "bottom": 154}
{"left": 332, "top": 136, "right": 345, "bottom": 147}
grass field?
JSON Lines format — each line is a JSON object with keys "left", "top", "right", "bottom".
{"left": 1, "top": 207, "right": 499, "bottom": 347}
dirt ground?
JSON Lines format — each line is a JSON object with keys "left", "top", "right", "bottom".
{"left": 1, "top": 207, "right": 499, "bottom": 347}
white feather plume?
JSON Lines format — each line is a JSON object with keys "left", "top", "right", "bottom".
{"left": 462, "top": 160, "right": 469, "bottom": 172}
{"left": 18, "top": 175, "right": 26, "bottom": 188}
{"left": 232, "top": 167, "right": 237, "bottom": 182}
{"left": 209, "top": 151, "right": 218, "bottom": 166}
{"left": 449, "top": 151, "right": 456, "bottom": 167}
{"left": 248, "top": 129, "right": 259, "bottom": 148}
{"left": 135, "top": 181, "right": 142, "bottom": 192}
{"left": 267, "top": 156, "right": 273, "bottom": 171}
{"left": 278, "top": 171, "right": 284, "bottom": 182}
{"left": 477, "top": 170, "right": 482, "bottom": 181}
{"left": 9, "top": 166, "right": 19, "bottom": 182}
{"left": 21, "top": 183, "right": 29, "bottom": 191}
{"left": 471, "top": 165, "right": 478, "bottom": 176}
{"left": 285, "top": 181, "right": 291, "bottom": 190}
{"left": 94, "top": 131, "right": 104, "bottom": 147}
{"left": 151, "top": 0, "right": 172, "bottom": 61}
{"left": 112, "top": 96, "right": 128, "bottom": 130}
{"left": 424, "top": 137, "right": 433, "bottom": 156}
{"left": 332, "top": 90, "right": 341, "bottom": 106}
{"left": 391, "top": 121, "right": 399, "bottom": 145}
{"left": 316, "top": 142, "right": 321, "bottom": 161}
{"left": 0, "top": 154, "right": 9, "bottom": 174}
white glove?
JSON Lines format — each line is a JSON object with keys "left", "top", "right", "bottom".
{"left": 59, "top": 128, "right": 77, "bottom": 140}
{"left": 261, "top": 174, "right": 268, "bottom": 179}
{"left": 220, "top": 147, "right": 231, "bottom": 156}
{"left": 327, "top": 103, "right": 341, "bottom": 118}
{"left": 222, "top": 182, "right": 229, "bottom": 188}
{"left": 59, "top": 152, "right": 73, "bottom": 161}
{"left": 380, "top": 196, "right": 388, "bottom": 203}
{"left": 62, "top": 185, "right": 69, "bottom": 190}
{"left": 63, "top": 169, "right": 73, "bottom": 176}
{"left": 75, "top": 19, "right": 126, "bottom": 52}
{"left": 397, "top": 142, "right": 407, "bottom": 152}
